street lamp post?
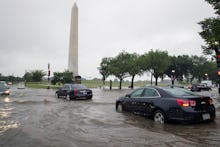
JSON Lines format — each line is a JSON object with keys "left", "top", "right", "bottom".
{"left": 171, "top": 70, "right": 175, "bottom": 87}
{"left": 205, "top": 73, "right": 208, "bottom": 80}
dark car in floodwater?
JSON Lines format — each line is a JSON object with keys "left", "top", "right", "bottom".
{"left": 116, "top": 86, "right": 216, "bottom": 124}
{"left": 55, "top": 84, "right": 93, "bottom": 100}
{"left": 0, "top": 84, "right": 10, "bottom": 95}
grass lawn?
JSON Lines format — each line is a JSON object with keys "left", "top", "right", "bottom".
{"left": 26, "top": 80, "right": 147, "bottom": 89}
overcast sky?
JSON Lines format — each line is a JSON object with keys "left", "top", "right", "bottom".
{"left": 0, "top": 0, "right": 216, "bottom": 79}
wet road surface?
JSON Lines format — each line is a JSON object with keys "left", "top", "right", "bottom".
{"left": 0, "top": 86, "right": 220, "bottom": 147}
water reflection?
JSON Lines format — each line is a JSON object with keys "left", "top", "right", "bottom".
{"left": 0, "top": 97, "right": 13, "bottom": 118}
{"left": 0, "top": 120, "right": 19, "bottom": 135}
{"left": 0, "top": 96, "right": 19, "bottom": 135}
{"left": 4, "top": 97, "right": 10, "bottom": 103}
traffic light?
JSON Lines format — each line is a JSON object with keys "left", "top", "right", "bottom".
{"left": 218, "top": 70, "right": 220, "bottom": 76}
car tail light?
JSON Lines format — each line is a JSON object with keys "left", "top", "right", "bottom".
{"left": 73, "top": 89, "right": 77, "bottom": 96}
{"left": 176, "top": 99, "right": 196, "bottom": 107}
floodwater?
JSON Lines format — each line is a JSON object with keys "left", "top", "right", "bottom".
{"left": 0, "top": 86, "right": 220, "bottom": 147}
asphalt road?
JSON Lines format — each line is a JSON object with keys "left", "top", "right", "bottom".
{"left": 0, "top": 86, "right": 220, "bottom": 147}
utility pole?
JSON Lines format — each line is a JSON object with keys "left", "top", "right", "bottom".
{"left": 47, "top": 63, "right": 50, "bottom": 89}
{"left": 214, "top": 42, "right": 220, "bottom": 94}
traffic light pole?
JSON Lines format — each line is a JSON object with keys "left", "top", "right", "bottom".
{"left": 214, "top": 42, "right": 220, "bottom": 94}
{"left": 218, "top": 77, "right": 220, "bottom": 94}
{"left": 217, "top": 53, "right": 220, "bottom": 94}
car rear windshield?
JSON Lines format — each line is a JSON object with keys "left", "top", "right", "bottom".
{"left": 162, "top": 87, "right": 199, "bottom": 97}
{"left": 71, "top": 84, "right": 87, "bottom": 89}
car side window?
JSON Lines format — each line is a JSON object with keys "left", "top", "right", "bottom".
{"left": 62, "top": 85, "right": 70, "bottom": 90}
{"left": 143, "top": 88, "right": 160, "bottom": 97}
{"left": 130, "top": 89, "right": 144, "bottom": 97}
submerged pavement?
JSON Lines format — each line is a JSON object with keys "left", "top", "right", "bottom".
{"left": 0, "top": 86, "right": 219, "bottom": 147}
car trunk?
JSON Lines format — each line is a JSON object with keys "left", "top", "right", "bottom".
{"left": 76, "top": 89, "right": 92, "bottom": 96}
{"left": 186, "top": 96, "right": 213, "bottom": 111}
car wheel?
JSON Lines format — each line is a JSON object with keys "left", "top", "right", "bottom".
{"left": 64, "top": 94, "right": 67, "bottom": 99}
{"left": 153, "top": 110, "right": 167, "bottom": 124}
{"left": 69, "top": 95, "right": 75, "bottom": 100}
{"left": 116, "top": 103, "right": 123, "bottom": 112}
{"left": 56, "top": 93, "right": 60, "bottom": 98}
{"left": 69, "top": 95, "right": 72, "bottom": 100}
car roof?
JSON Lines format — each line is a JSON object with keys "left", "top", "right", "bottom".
{"left": 141, "top": 86, "right": 199, "bottom": 97}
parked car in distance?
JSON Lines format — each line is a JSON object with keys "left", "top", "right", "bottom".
{"left": 116, "top": 86, "right": 215, "bottom": 124}
{"left": 0, "top": 84, "right": 10, "bottom": 95}
{"left": 190, "top": 83, "right": 212, "bottom": 92}
{"left": 190, "top": 84, "right": 201, "bottom": 92}
{"left": 55, "top": 84, "right": 93, "bottom": 100}
{"left": 201, "top": 80, "right": 212, "bottom": 88}
{"left": 199, "top": 83, "right": 212, "bottom": 91}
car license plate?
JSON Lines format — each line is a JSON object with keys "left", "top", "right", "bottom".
{"left": 202, "top": 113, "right": 210, "bottom": 120}
{"left": 80, "top": 90, "right": 87, "bottom": 95}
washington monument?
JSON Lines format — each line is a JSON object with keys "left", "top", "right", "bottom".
{"left": 68, "top": 2, "right": 78, "bottom": 76}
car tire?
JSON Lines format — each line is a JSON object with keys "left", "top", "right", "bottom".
{"left": 56, "top": 93, "right": 60, "bottom": 98}
{"left": 116, "top": 103, "right": 123, "bottom": 112}
{"left": 153, "top": 110, "right": 167, "bottom": 124}
{"left": 64, "top": 94, "right": 67, "bottom": 99}
{"left": 69, "top": 95, "right": 75, "bottom": 100}
{"left": 87, "top": 98, "right": 92, "bottom": 100}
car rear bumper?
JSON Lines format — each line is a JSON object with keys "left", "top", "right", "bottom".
{"left": 168, "top": 108, "right": 216, "bottom": 123}
{"left": 70, "top": 94, "right": 93, "bottom": 99}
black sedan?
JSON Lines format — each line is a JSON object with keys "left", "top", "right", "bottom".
{"left": 55, "top": 84, "right": 93, "bottom": 100}
{"left": 116, "top": 86, "right": 215, "bottom": 124}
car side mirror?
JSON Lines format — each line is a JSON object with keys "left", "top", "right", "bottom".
{"left": 125, "top": 94, "right": 131, "bottom": 98}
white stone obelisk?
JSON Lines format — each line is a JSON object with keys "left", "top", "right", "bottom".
{"left": 68, "top": 2, "right": 78, "bottom": 76}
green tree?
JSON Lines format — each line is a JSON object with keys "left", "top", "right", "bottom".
{"left": 23, "top": 72, "right": 33, "bottom": 82}
{"left": 109, "top": 51, "right": 130, "bottom": 89}
{"left": 31, "top": 70, "right": 46, "bottom": 82}
{"left": 165, "top": 55, "right": 193, "bottom": 83}
{"left": 51, "top": 70, "right": 73, "bottom": 85}
{"left": 51, "top": 72, "right": 63, "bottom": 85}
{"left": 62, "top": 70, "right": 74, "bottom": 84}
{"left": 127, "top": 53, "right": 142, "bottom": 89}
{"left": 145, "top": 50, "right": 170, "bottom": 86}
{"left": 191, "top": 56, "right": 208, "bottom": 82}
{"left": 98, "top": 57, "right": 112, "bottom": 87}
{"left": 199, "top": 0, "right": 220, "bottom": 56}
{"left": 191, "top": 56, "right": 217, "bottom": 82}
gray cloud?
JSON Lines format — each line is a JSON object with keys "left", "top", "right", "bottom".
{"left": 0, "top": 0, "right": 215, "bottom": 78}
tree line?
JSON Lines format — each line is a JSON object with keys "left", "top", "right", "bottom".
{"left": 0, "top": 73, "right": 23, "bottom": 83}
{"left": 23, "top": 70, "right": 74, "bottom": 85}
{"left": 98, "top": 0, "right": 220, "bottom": 90}
{"left": 98, "top": 50, "right": 217, "bottom": 89}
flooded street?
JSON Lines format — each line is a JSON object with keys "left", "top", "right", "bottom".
{"left": 0, "top": 87, "right": 220, "bottom": 147}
